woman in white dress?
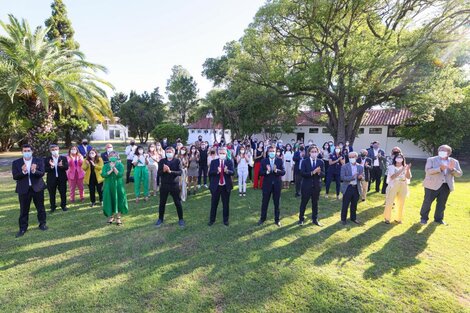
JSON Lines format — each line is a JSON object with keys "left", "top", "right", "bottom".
{"left": 282, "top": 143, "right": 294, "bottom": 188}
{"left": 236, "top": 145, "right": 251, "bottom": 196}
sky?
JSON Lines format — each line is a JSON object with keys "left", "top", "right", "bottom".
{"left": 1, "top": 0, "right": 266, "bottom": 98}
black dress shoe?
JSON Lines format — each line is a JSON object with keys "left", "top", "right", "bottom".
{"left": 275, "top": 221, "right": 281, "bottom": 227}
{"left": 208, "top": 222, "right": 214, "bottom": 226}
{"left": 15, "top": 230, "right": 26, "bottom": 238}
{"left": 312, "top": 220, "right": 323, "bottom": 227}
{"left": 435, "top": 220, "right": 448, "bottom": 226}
{"left": 39, "top": 224, "right": 49, "bottom": 231}
{"left": 257, "top": 220, "right": 264, "bottom": 226}
{"left": 62, "top": 207, "right": 68, "bottom": 212}
{"left": 298, "top": 220, "right": 304, "bottom": 226}
{"left": 224, "top": 222, "right": 229, "bottom": 227}
{"left": 341, "top": 220, "right": 347, "bottom": 225}
{"left": 50, "top": 208, "right": 56, "bottom": 213}
{"left": 351, "top": 220, "right": 361, "bottom": 225}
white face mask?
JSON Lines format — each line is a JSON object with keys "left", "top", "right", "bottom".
{"left": 191, "top": 149, "right": 196, "bottom": 153}
{"left": 71, "top": 149, "right": 77, "bottom": 154}
{"left": 138, "top": 149, "right": 144, "bottom": 154}
{"left": 219, "top": 154, "right": 227, "bottom": 160}
{"left": 89, "top": 153, "right": 96, "bottom": 158}
{"left": 395, "top": 158, "right": 403, "bottom": 163}
{"left": 335, "top": 148, "right": 341, "bottom": 153}
{"left": 311, "top": 153, "right": 318, "bottom": 159}
{"left": 51, "top": 150, "right": 59, "bottom": 157}
{"left": 166, "top": 153, "right": 174, "bottom": 159}
{"left": 181, "top": 150, "right": 186, "bottom": 155}
{"left": 149, "top": 147, "right": 155, "bottom": 152}
{"left": 438, "top": 151, "right": 448, "bottom": 158}
{"left": 349, "top": 158, "right": 357, "bottom": 164}
{"left": 107, "top": 148, "right": 113, "bottom": 153}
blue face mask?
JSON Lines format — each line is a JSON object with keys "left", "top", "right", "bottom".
{"left": 166, "top": 153, "right": 174, "bottom": 159}
{"left": 23, "top": 152, "right": 32, "bottom": 159}
{"left": 268, "top": 152, "right": 276, "bottom": 158}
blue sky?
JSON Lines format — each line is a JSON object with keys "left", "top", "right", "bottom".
{"left": 1, "top": 0, "right": 266, "bottom": 98}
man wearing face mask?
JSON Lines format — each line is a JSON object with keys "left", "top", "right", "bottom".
{"left": 293, "top": 145, "right": 306, "bottom": 197}
{"left": 419, "top": 145, "right": 463, "bottom": 225}
{"left": 367, "top": 141, "right": 385, "bottom": 193}
{"left": 155, "top": 147, "right": 185, "bottom": 228}
{"left": 208, "top": 147, "right": 234, "bottom": 226}
{"left": 45, "top": 144, "right": 69, "bottom": 213}
{"left": 198, "top": 141, "right": 209, "bottom": 188}
{"left": 358, "top": 149, "right": 372, "bottom": 201}
{"left": 257, "top": 146, "right": 286, "bottom": 227}
{"left": 298, "top": 146, "right": 325, "bottom": 226}
{"left": 12, "top": 144, "right": 48, "bottom": 238}
{"left": 125, "top": 139, "right": 137, "bottom": 184}
{"left": 340, "top": 152, "right": 364, "bottom": 225}
{"left": 344, "top": 141, "right": 353, "bottom": 153}
{"left": 78, "top": 138, "right": 92, "bottom": 157}
{"left": 101, "top": 143, "right": 114, "bottom": 164}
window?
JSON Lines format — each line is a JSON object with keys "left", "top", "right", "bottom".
{"left": 191, "top": 130, "right": 195, "bottom": 134}
{"left": 358, "top": 128, "right": 364, "bottom": 134}
{"left": 322, "top": 128, "right": 330, "bottom": 134}
{"left": 369, "top": 127, "right": 382, "bottom": 134}
{"left": 224, "top": 130, "right": 229, "bottom": 134}
{"left": 387, "top": 126, "right": 397, "bottom": 137}
{"left": 309, "top": 128, "right": 319, "bottom": 134}
{"left": 204, "top": 130, "right": 208, "bottom": 134}
{"left": 197, "top": 130, "right": 202, "bottom": 133}
{"left": 114, "top": 130, "right": 121, "bottom": 138}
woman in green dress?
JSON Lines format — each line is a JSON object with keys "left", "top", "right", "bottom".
{"left": 101, "top": 151, "right": 128, "bottom": 225}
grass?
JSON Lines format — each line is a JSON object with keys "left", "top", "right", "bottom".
{"left": 0, "top": 159, "right": 469, "bottom": 313}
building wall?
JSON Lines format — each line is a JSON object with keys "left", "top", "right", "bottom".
{"left": 91, "top": 124, "right": 128, "bottom": 141}
{"left": 253, "top": 125, "right": 430, "bottom": 159}
{"left": 188, "top": 128, "right": 232, "bottom": 145}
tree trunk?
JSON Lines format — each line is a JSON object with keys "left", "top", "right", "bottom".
{"left": 26, "top": 100, "right": 57, "bottom": 157}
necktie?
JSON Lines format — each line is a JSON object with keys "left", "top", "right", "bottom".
{"left": 219, "top": 160, "right": 224, "bottom": 185}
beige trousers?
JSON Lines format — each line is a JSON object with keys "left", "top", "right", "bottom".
{"left": 383, "top": 181, "right": 408, "bottom": 222}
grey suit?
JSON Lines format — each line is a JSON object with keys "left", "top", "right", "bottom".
{"left": 340, "top": 163, "right": 364, "bottom": 222}
{"left": 420, "top": 156, "right": 463, "bottom": 223}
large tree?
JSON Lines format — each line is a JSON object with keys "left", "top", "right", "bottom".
{"left": 45, "top": 0, "right": 79, "bottom": 50}
{"left": 118, "top": 88, "right": 165, "bottom": 143}
{"left": 110, "top": 92, "right": 128, "bottom": 114}
{"left": 208, "top": 0, "right": 470, "bottom": 144}
{"left": 166, "top": 65, "right": 199, "bottom": 125}
{"left": 0, "top": 15, "right": 113, "bottom": 156}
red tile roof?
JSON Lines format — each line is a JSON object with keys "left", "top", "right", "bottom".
{"left": 187, "top": 117, "right": 222, "bottom": 129}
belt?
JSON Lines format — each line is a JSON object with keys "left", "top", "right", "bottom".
{"left": 285, "top": 160, "right": 291, "bottom": 162}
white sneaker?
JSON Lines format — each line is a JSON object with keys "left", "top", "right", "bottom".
{"left": 197, "top": 184, "right": 201, "bottom": 189}
{"left": 204, "top": 184, "right": 208, "bottom": 188}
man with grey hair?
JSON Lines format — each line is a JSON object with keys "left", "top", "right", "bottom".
{"left": 420, "top": 145, "right": 463, "bottom": 225}
{"left": 340, "top": 151, "right": 364, "bottom": 225}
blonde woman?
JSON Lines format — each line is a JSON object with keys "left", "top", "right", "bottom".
{"left": 282, "top": 143, "right": 294, "bottom": 188}
{"left": 178, "top": 146, "right": 189, "bottom": 202}
{"left": 187, "top": 145, "right": 200, "bottom": 195}
{"left": 383, "top": 153, "right": 412, "bottom": 224}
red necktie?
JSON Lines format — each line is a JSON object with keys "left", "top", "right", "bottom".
{"left": 219, "top": 160, "right": 224, "bottom": 185}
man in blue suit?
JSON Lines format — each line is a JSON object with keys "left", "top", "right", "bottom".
{"left": 293, "top": 145, "right": 306, "bottom": 197}
{"left": 257, "top": 146, "right": 285, "bottom": 227}
{"left": 208, "top": 147, "right": 234, "bottom": 226}
{"left": 298, "top": 146, "right": 325, "bottom": 226}
{"left": 12, "top": 144, "right": 48, "bottom": 238}
{"left": 340, "top": 151, "right": 364, "bottom": 225}
{"left": 77, "top": 138, "right": 92, "bottom": 157}
{"left": 367, "top": 141, "right": 386, "bottom": 192}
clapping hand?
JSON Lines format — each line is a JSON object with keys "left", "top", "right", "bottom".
{"left": 49, "top": 159, "right": 55, "bottom": 167}
{"left": 358, "top": 174, "right": 363, "bottom": 180}
{"left": 439, "top": 164, "right": 447, "bottom": 171}
{"left": 110, "top": 162, "right": 116, "bottom": 169}
{"left": 224, "top": 165, "right": 229, "bottom": 173}
{"left": 163, "top": 164, "right": 170, "bottom": 173}
{"left": 31, "top": 163, "right": 37, "bottom": 173}
{"left": 58, "top": 160, "right": 63, "bottom": 167}
{"left": 266, "top": 164, "right": 271, "bottom": 173}
{"left": 448, "top": 160, "right": 455, "bottom": 171}
{"left": 273, "top": 164, "right": 277, "bottom": 173}
{"left": 21, "top": 164, "right": 27, "bottom": 173}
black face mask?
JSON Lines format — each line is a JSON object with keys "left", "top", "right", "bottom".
{"left": 392, "top": 151, "right": 399, "bottom": 156}
{"left": 130, "top": 142, "right": 135, "bottom": 146}
{"left": 299, "top": 147, "right": 305, "bottom": 152}
{"left": 198, "top": 138, "right": 202, "bottom": 141}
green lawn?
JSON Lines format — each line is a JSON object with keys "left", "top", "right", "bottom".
{"left": 0, "top": 160, "right": 469, "bottom": 313}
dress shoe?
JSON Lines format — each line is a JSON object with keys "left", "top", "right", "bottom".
{"left": 420, "top": 219, "right": 428, "bottom": 225}
{"left": 312, "top": 220, "right": 323, "bottom": 227}
{"left": 435, "top": 220, "right": 448, "bottom": 226}
{"left": 62, "top": 207, "right": 68, "bottom": 212}
{"left": 15, "top": 230, "right": 26, "bottom": 238}
{"left": 275, "top": 221, "right": 281, "bottom": 227}
{"left": 341, "top": 220, "right": 347, "bottom": 225}
{"left": 298, "top": 220, "right": 304, "bottom": 226}
{"left": 351, "top": 220, "right": 361, "bottom": 225}
{"left": 39, "top": 224, "right": 48, "bottom": 231}
{"left": 384, "top": 220, "right": 391, "bottom": 224}
{"left": 208, "top": 221, "right": 214, "bottom": 226}
{"left": 257, "top": 220, "right": 264, "bottom": 226}
{"left": 178, "top": 219, "right": 186, "bottom": 228}
{"left": 155, "top": 219, "right": 163, "bottom": 227}
{"left": 224, "top": 222, "right": 229, "bottom": 227}
{"left": 50, "top": 207, "right": 56, "bottom": 213}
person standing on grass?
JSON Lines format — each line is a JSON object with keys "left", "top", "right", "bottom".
{"left": 132, "top": 146, "right": 149, "bottom": 203}
{"left": 382, "top": 147, "right": 402, "bottom": 194}
{"left": 147, "top": 143, "right": 160, "bottom": 197}
{"left": 155, "top": 142, "right": 165, "bottom": 191}
{"left": 419, "top": 145, "right": 463, "bottom": 226}
{"left": 321, "top": 142, "right": 331, "bottom": 183}
{"left": 101, "top": 143, "right": 113, "bottom": 164}
{"left": 257, "top": 146, "right": 286, "bottom": 227}
{"left": 293, "top": 144, "right": 306, "bottom": 197}
{"left": 101, "top": 151, "right": 128, "bottom": 226}
{"left": 282, "top": 143, "right": 294, "bottom": 189}
{"left": 178, "top": 146, "right": 189, "bottom": 202}
{"left": 45, "top": 144, "right": 69, "bottom": 213}
{"left": 253, "top": 141, "right": 265, "bottom": 189}
{"left": 77, "top": 138, "right": 92, "bottom": 158}
{"left": 208, "top": 147, "right": 234, "bottom": 226}
{"left": 12, "top": 144, "right": 48, "bottom": 238}
{"left": 358, "top": 149, "right": 372, "bottom": 202}
{"left": 155, "top": 147, "right": 185, "bottom": 228}
{"left": 298, "top": 146, "right": 325, "bottom": 226}
{"left": 340, "top": 151, "right": 364, "bottom": 225}
{"left": 236, "top": 145, "right": 251, "bottom": 197}
{"left": 82, "top": 149, "right": 104, "bottom": 207}
{"left": 66, "top": 145, "right": 85, "bottom": 203}
{"left": 125, "top": 139, "right": 137, "bottom": 183}
{"left": 326, "top": 145, "right": 344, "bottom": 200}
{"left": 198, "top": 141, "right": 209, "bottom": 189}
{"left": 383, "top": 153, "right": 412, "bottom": 224}
{"left": 367, "top": 141, "right": 386, "bottom": 193}
{"left": 187, "top": 145, "right": 200, "bottom": 195}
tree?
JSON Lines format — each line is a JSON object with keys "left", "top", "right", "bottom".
{"left": 118, "top": 88, "right": 165, "bottom": 143}
{"left": 151, "top": 123, "right": 188, "bottom": 144}
{"left": 45, "top": 0, "right": 79, "bottom": 50}
{"left": 0, "top": 15, "right": 113, "bottom": 156}
{"left": 166, "top": 65, "right": 199, "bottom": 125}
{"left": 207, "top": 0, "right": 470, "bottom": 145}
{"left": 110, "top": 92, "right": 128, "bottom": 115}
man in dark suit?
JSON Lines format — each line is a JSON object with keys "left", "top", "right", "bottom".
{"left": 12, "top": 144, "right": 48, "bottom": 238}
{"left": 44, "top": 144, "right": 69, "bottom": 212}
{"left": 298, "top": 146, "right": 325, "bottom": 226}
{"left": 340, "top": 152, "right": 364, "bottom": 225}
{"left": 367, "top": 141, "right": 386, "bottom": 192}
{"left": 77, "top": 138, "right": 92, "bottom": 157}
{"left": 155, "top": 147, "right": 185, "bottom": 228}
{"left": 208, "top": 147, "right": 234, "bottom": 226}
{"left": 257, "top": 146, "right": 286, "bottom": 227}
{"left": 293, "top": 145, "right": 306, "bottom": 197}
{"left": 198, "top": 141, "right": 209, "bottom": 188}
{"left": 101, "top": 143, "right": 113, "bottom": 164}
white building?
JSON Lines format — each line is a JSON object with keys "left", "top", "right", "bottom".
{"left": 255, "top": 109, "right": 429, "bottom": 159}
{"left": 187, "top": 113, "right": 232, "bottom": 145}
{"left": 90, "top": 117, "right": 129, "bottom": 141}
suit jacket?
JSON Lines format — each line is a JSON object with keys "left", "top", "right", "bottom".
{"left": 260, "top": 157, "right": 285, "bottom": 191}
{"left": 208, "top": 158, "right": 234, "bottom": 193}
{"left": 423, "top": 156, "right": 463, "bottom": 191}
{"left": 357, "top": 156, "right": 372, "bottom": 181}
{"left": 367, "top": 148, "right": 386, "bottom": 169}
{"left": 101, "top": 152, "right": 111, "bottom": 164}
{"left": 293, "top": 151, "right": 305, "bottom": 174}
{"left": 300, "top": 158, "right": 325, "bottom": 194}
{"left": 77, "top": 145, "right": 92, "bottom": 157}
{"left": 340, "top": 163, "right": 364, "bottom": 196}
{"left": 12, "top": 157, "right": 46, "bottom": 194}
{"left": 44, "top": 155, "right": 69, "bottom": 183}
{"left": 66, "top": 155, "right": 85, "bottom": 180}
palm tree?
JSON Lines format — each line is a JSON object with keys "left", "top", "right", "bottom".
{"left": 0, "top": 15, "right": 113, "bottom": 155}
